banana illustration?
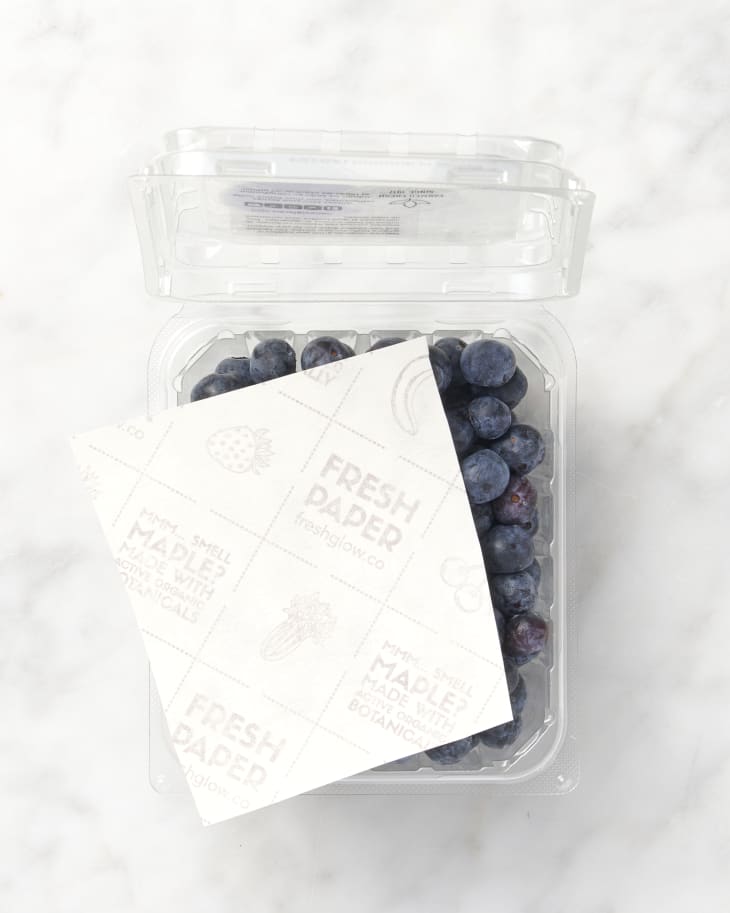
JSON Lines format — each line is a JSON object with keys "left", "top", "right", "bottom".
{"left": 390, "top": 354, "right": 434, "bottom": 435}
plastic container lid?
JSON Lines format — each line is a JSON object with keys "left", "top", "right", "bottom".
{"left": 129, "top": 128, "right": 594, "bottom": 302}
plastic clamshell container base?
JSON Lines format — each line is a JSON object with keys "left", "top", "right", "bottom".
{"left": 132, "top": 128, "right": 592, "bottom": 798}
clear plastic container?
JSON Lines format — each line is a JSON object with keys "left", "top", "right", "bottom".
{"left": 130, "top": 128, "right": 593, "bottom": 797}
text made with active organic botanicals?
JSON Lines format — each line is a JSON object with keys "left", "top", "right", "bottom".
{"left": 346, "top": 640, "right": 476, "bottom": 750}
{"left": 116, "top": 508, "right": 230, "bottom": 623}
{"left": 172, "top": 694, "right": 287, "bottom": 806}
{"left": 296, "top": 453, "right": 421, "bottom": 570}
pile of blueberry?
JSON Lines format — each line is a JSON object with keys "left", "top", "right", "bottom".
{"left": 189, "top": 336, "right": 352, "bottom": 401}
{"left": 422, "top": 335, "right": 548, "bottom": 766}
{"left": 190, "top": 334, "right": 548, "bottom": 768}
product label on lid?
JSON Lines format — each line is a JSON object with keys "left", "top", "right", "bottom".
{"left": 220, "top": 182, "right": 448, "bottom": 237}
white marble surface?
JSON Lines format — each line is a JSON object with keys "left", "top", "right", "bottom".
{"left": 3, "top": 1, "right": 730, "bottom": 910}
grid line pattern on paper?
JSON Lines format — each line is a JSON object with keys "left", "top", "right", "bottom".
{"left": 450, "top": 639, "right": 501, "bottom": 671}
{"left": 110, "top": 422, "right": 175, "bottom": 527}
{"left": 86, "top": 440, "right": 197, "bottom": 507}
{"left": 421, "top": 469, "right": 465, "bottom": 537}
{"left": 231, "top": 483, "right": 297, "bottom": 594}
{"left": 164, "top": 604, "right": 229, "bottom": 712}
{"left": 261, "top": 693, "right": 369, "bottom": 754}
{"left": 273, "top": 551, "right": 417, "bottom": 795}
{"left": 352, "top": 551, "right": 415, "bottom": 658}
{"left": 476, "top": 664, "right": 506, "bottom": 722}
{"left": 141, "top": 628, "right": 253, "bottom": 691}
{"left": 330, "top": 572, "right": 439, "bottom": 635}
{"left": 162, "top": 367, "right": 365, "bottom": 723}
{"left": 397, "top": 454, "right": 466, "bottom": 489}
{"left": 277, "top": 390, "right": 387, "bottom": 451}
{"left": 295, "top": 367, "right": 364, "bottom": 471}
{"left": 385, "top": 603, "right": 440, "bottom": 635}
{"left": 210, "top": 509, "right": 319, "bottom": 569}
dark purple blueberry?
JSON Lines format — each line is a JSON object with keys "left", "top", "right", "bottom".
{"left": 460, "top": 339, "right": 516, "bottom": 387}
{"left": 492, "top": 475, "right": 538, "bottom": 525}
{"left": 482, "top": 524, "right": 535, "bottom": 574}
{"left": 509, "top": 675, "right": 527, "bottom": 716}
{"left": 428, "top": 345, "right": 453, "bottom": 393}
{"left": 468, "top": 395, "right": 512, "bottom": 441}
{"left": 425, "top": 735, "right": 476, "bottom": 765}
{"left": 434, "top": 337, "right": 467, "bottom": 385}
{"left": 482, "top": 367, "right": 528, "bottom": 409}
{"left": 519, "top": 508, "right": 540, "bottom": 537}
{"left": 301, "top": 336, "right": 355, "bottom": 369}
{"left": 441, "top": 384, "right": 473, "bottom": 412}
{"left": 249, "top": 338, "right": 296, "bottom": 383}
{"left": 489, "top": 570, "right": 538, "bottom": 615}
{"left": 471, "top": 500, "right": 494, "bottom": 537}
{"left": 478, "top": 716, "right": 522, "bottom": 749}
{"left": 215, "top": 356, "right": 253, "bottom": 387}
{"left": 446, "top": 410, "right": 476, "bottom": 456}
{"left": 503, "top": 613, "right": 548, "bottom": 662}
{"left": 368, "top": 336, "right": 406, "bottom": 351}
{"left": 190, "top": 373, "right": 240, "bottom": 402}
{"left": 525, "top": 559, "right": 542, "bottom": 586}
{"left": 489, "top": 424, "right": 546, "bottom": 476}
{"left": 503, "top": 657, "right": 521, "bottom": 693}
{"left": 460, "top": 450, "right": 510, "bottom": 504}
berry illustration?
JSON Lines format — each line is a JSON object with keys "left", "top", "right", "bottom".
{"left": 207, "top": 426, "right": 273, "bottom": 474}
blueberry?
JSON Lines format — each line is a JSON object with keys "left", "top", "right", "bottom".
{"left": 503, "top": 613, "right": 548, "bottom": 663}
{"left": 478, "top": 716, "right": 522, "bottom": 749}
{"left": 509, "top": 675, "right": 527, "bottom": 716}
{"left": 215, "top": 356, "right": 253, "bottom": 387}
{"left": 481, "top": 367, "right": 528, "bottom": 409}
{"left": 525, "top": 559, "right": 542, "bottom": 586}
{"left": 301, "top": 336, "right": 355, "bottom": 370}
{"left": 481, "top": 524, "right": 535, "bottom": 574}
{"left": 441, "top": 384, "right": 473, "bottom": 412}
{"left": 471, "top": 500, "right": 494, "bottom": 537}
{"left": 434, "top": 337, "right": 466, "bottom": 385}
{"left": 489, "top": 570, "right": 538, "bottom": 615}
{"left": 369, "top": 336, "right": 406, "bottom": 351}
{"left": 428, "top": 345, "right": 453, "bottom": 393}
{"left": 460, "top": 339, "right": 516, "bottom": 387}
{"left": 489, "top": 424, "right": 546, "bottom": 476}
{"left": 190, "top": 373, "right": 241, "bottom": 402}
{"left": 460, "top": 450, "right": 510, "bottom": 504}
{"left": 492, "top": 475, "right": 538, "bottom": 525}
{"left": 519, "top": 509, "right": 540, "bottom": 537}
{"left": 503, "top": 657, "right": 521, "bottom": 693}
{"left": 249, "top": 339, "right": 296, "bottom": 383}
{"left": 468, "top": 395, "right": 512, "bottom": 440}
{"left": 446, "top": 411, "right": 476, "bottom": 456}
{"left": 425, "top": 735, "right": 476, "bottom": 765}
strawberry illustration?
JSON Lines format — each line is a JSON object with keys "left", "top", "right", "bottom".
{"left": 206, "top": 426, "right": 273, "bottom": 474}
